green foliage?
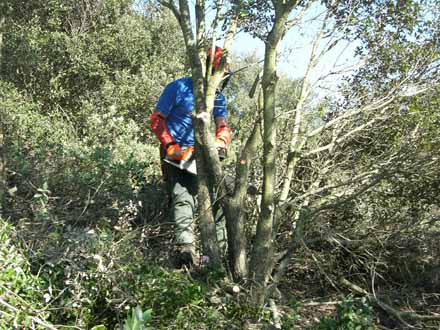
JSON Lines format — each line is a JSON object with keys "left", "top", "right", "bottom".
{"left": 1, "top": 0, "right": 440, "bottom": 329}
{"left": 2, "top": 81, "right": 164, "bottom": 225}
{"left": 124, "top": 265, "right": 206, "bottom": 322}
{"left": 316, "top": 297, "right": 374, "bottom": 330}
{"left": 232, "top": 0, "right": 275, "bottom": 39}
{"left": 329, "top": 0, "right": 440, "bottom": 105}
{"left": 20, "top": 220, "right": 230, "bottom": 329}
{"left": 0, "top": 219, "right": 50, "bottom": 329}
{"left": 1, "top": 0, "right": 186, "bottom": 124}
{"left": 1, "top": 0, "right": 186, "bottom": 226}
{"left": 124, "top": 305, "right": 153, "bottom": 330}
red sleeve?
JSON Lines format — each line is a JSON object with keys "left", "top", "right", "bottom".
{"left": 149, "top": 112, "right": 175, "bottom": 146}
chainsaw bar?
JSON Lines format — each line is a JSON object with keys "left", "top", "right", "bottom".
{"left": 163, "top": 158, "right": 197, "bottom": 175}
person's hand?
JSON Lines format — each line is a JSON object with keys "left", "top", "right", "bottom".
{"left": 180, "top": 146, "right": 194, "bottom": 161}
{"left": 215, "top": 138, "right": 227, "bottom": 150}
{"left": 166, "top": 143, "right": 183, "bottom": 161}
{"left": 215, "top": 126, "right": 231, "bottom": 146}
{"left": 216, "top": 145, "right": 227, "bottom": 160}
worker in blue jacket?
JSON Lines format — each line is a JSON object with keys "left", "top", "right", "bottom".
{"left": 150, "top": 47, "right": 231, "bottom": 267}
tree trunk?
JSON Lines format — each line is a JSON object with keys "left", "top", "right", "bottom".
{"left": 191, "top": 62, "right": 223, "bottom": 270}
{"left": 166, "top": 0, "right": 224, "bottom": 269}
{"left": 224, "top": 92, "right": 262, "bottom": 279}
{"left": 249, "top": 2, "right": 295, "bottom": 305}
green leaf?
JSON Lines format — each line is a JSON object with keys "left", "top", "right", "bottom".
{"left": 135, "top": 305, "right": 143, "bottom": 320}
{"left": 91, "top": 325, "right": 107, "bottom": 330}
{"left": 142, "top": 309, "right": 153, "bottom": 322}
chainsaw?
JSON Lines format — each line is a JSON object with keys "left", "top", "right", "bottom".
{"left": 163, "top": 146, "right": 226, "bottom": 176}
{"left": 163, "top": 156, "right": 197, "bottom": 175}
{"left": 163, "top": 146, "right": 197, "bottom": 175}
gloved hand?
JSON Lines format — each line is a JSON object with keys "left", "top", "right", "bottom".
{"left": 215, "top": 126, "right": 231, "bottom": 149}
{"left": 216, "top": 146, "right": 227, "bottom": 160}
{"left": 166, "top": 143, "right": 183, "bottom": 161}
{"left": 215, "top": 126, "right": 231, "bottom": 159}
{"left": 180, "top": 146, "right": 194, "bottom": 161}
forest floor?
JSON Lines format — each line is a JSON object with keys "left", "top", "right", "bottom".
{"left": 4, "top": 201, "right": 440, "bottom": 330}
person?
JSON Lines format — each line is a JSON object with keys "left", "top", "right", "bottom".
{"left": 149, "top": 47, "right": 232, "bottom": 267}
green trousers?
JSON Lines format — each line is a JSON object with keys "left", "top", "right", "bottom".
{"left": 162, "top": 156, "right": 227, "bottom": 248}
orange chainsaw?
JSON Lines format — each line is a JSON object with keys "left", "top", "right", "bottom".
{"left": 163, "top": 146, "right": 197, "bottom": 175}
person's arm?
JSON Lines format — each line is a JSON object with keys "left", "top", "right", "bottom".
{"left": 150, "top": 111, "right": 174, "bottom": 147}
{"left": 150, "top": 81, "right": 183, "bottom": 160}
{"left": 213, "top": 93, "right": 231, "bottom": 150}
{"left": 150, "top": 111, "right": 182, "bottom": 160}
{"left": 214, "top": 116, "right": 231, "bottom": 149}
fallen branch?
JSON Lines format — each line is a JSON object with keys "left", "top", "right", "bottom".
{"left": 340, "top": 278, "right": 440, "bottom": 326}
{"left": 301, "top": 300, "right": 343, "bottom": 306}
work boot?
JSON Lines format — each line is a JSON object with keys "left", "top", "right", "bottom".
{"left": 173, "top": 243, "right": 196, "bottom": 268}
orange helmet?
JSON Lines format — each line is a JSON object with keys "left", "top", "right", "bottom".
{"left": 207, "top": 46, "right": 230, "bottom": 73}
{"left": 207, "top": 46, "right": 223, "bottom": 70}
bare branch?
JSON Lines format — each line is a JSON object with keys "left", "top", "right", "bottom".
{"left": 285, "top": 0, "right": 315, "bottom": 29}
{"left": 196, "top": 0, "right": 206, "bottom": 48}
{"left": 279, "top": 13, "right": 329, "bottom": 201}
{"left": 309, "top": 174, "right": 385, "bottom": 217}
{"left": 289, "top": 169, "right": 381, "bottom": 204}
{"left": 160, "top": 1, "right": 181, "bottom": 26}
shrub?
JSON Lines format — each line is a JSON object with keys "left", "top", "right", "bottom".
{"left": 0, "top": 218, "right": 51, "bottom": 329}
{"left": 316, "top": 297, "right": 374, "bottom": 330}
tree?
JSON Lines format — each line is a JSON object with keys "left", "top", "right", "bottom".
{"left": 159, "top": 0, "right": 440, "bottom": 308}
{"left": 158, "top": 0, "right": 310, "bottom": 302}
{"left": 265, "top": 0, "right": 440, "bottom": 309}
{"left": 0, "top": 0, "right": 187, "bottom": 222}
{"left": 158, "top": 0, "right": 241, "bottom": 270}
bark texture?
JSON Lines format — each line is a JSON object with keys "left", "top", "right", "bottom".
{"left": 249, "top": 0, "right": 299, "bottom": 305}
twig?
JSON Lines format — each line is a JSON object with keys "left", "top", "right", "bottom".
{"left": 268, "top": 299, "right": 282, "bottom": 329}
{"left": 301, "top": 300, "right": 343, "bottom": 306}
{"left": 340, "top": 278, "right": 440, "bottom": 326}
{"left": 0, "top": 297, "right": 59, "bottom": 330}
{"left": 0, "top": 297, "right": 19, "bottom": 312}
{"left": 301, "top": 240, "right": 341, "bottom": 293}
{"left": 29, "top": 316, "right": 59, "bottom": 330}
{"left": 76, "top": 179, "right": 105, "bottom": 223}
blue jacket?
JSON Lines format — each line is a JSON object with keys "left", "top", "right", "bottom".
{"left": 156, "top": 77, "right": 227, "bottom": 147}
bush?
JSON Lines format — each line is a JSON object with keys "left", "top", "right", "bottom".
{"left": 316, "top": 297, "right": 374, "bottom": 330}
{"left": 0, "top": 218, "right": 51, "bottom": 329}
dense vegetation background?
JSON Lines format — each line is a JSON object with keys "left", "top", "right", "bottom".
{"left": 0, "top": 0, "right": 439, "bottom": 329}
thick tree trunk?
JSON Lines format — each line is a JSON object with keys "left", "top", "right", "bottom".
{"left": 192, "top": 96, "right": 223, "bottom": 269}
{"left": 249, "top": 41, "right": 278, "bottom": 304}
{"left": 192, "top": 63, "right": 223, "bottom": 270}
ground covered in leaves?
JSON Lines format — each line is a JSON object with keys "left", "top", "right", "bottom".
{"left": 1, "top": 201, "right": 439, "bottom": 330}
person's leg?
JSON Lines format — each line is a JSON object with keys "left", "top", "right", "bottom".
{"left": 211, "top": 174, "right": 234, "bottom": 254}
{"left": 213, "top": 203, "right": 227, "bottom": 254}
{"left": 172, "top": 176, "right": 196, "bottom": 245}
{"left": 170, "top": 169, "right": 198, "bottom": 266}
